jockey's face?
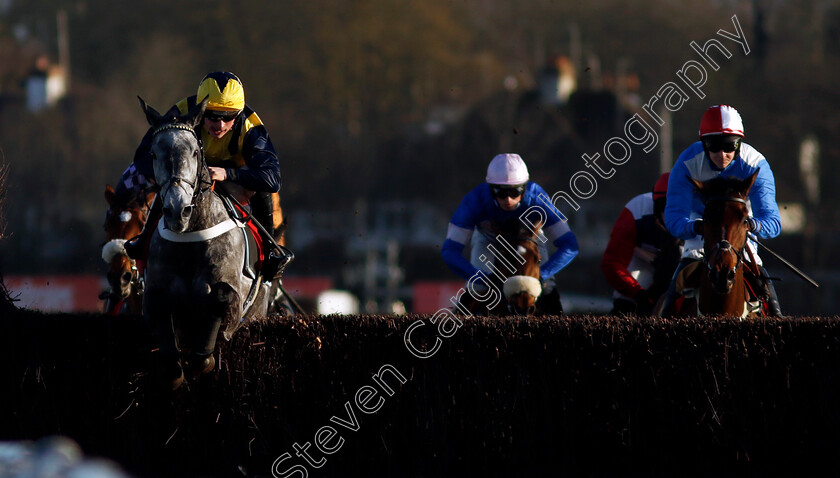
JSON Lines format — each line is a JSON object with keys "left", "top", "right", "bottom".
{"left": 709, "top": 149, "right": 736, "bottom": 169}
{"left": 496, "top": 194, "right": 522, "bottom": 211}
{"left": 491, "top": 184, "right": 525, "bottom": 211}
{"left": 203, "top": 111, "right": 237, "bottom": 139}
{"left": 704, "top": 135, "right": 740, "bottom": 169}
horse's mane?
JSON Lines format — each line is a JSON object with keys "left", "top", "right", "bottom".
{"left": 495, "top": 216, "right": 531, "bottom": 238}
{"left": 695, "top": 175, "right": 750, "bottom": 201}
{"left": 701, "top": 175, "right": 741, "bottom": 193}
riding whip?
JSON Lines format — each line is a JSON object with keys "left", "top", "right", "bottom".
{"left": 219, "top": 192, "right": 307, "bottom": 314}
{"left": 748, "top": 233, "right": 820, "bottom": 288}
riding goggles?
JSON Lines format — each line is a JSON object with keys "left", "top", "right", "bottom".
{"left": 204, "top": 110, "right": 240, "bottom": 122}
{"left": 491, "top": 185, "right": 525, "bottom": 199}
{"left": 704, "top": 137, "right": 741, "bottom": 153}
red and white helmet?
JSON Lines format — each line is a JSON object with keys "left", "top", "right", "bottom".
{"left": 486, "top": 153, "right": 529, "bottom": 185}
{"left": 699, "top": 104, "right": 744, "bottom": 138}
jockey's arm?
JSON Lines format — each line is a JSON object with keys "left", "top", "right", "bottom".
{"left": 531, "top": 185, "right": 579, "bottom": 281}
{"left": 440, "top": 232, "right": 478, "bottom": 280}
{"left": 114, "top": 129, "right": 158, "bottom": 204}
{"left": 601, "top": 207, "right": 643, "bottom": 297}
{"left": 540, "top": 227, "right": 579, "bottom": 281}
{"left": 224, "top": 127, "right": 281, "bottom": 193}
{"left": 747, "top": 164, "right": 782, "bottom": 239}
{"left": 664, "top": 160, "right": 699, "bottom": 240}
{"left": 442, "top": 194, "right": 482, "bottom": 280}
{"left": 132, "top": 128, "right": 156, "bottom": 181}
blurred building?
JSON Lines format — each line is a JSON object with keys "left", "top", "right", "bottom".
{"left": 538, "top": 55, "right": 576, "bottom": 106}
{"left": 25, "top": 54, "right": 67, "bottom": 112}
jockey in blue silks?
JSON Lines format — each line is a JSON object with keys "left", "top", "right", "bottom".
{"left": 441, "top": 153, "right": 579, "bottom": 311}
{"left": 659, "top": 104, "right": 783, "bottom": 316}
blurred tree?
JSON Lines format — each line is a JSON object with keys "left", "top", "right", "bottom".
{"left": 0, "top": 0, "right": 839, "bottom": 278}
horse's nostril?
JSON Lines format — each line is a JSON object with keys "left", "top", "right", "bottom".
{"left": 122, "top": 271, "right": 133, "bottom": 284}
{"left": 727, "top": 269, "right": 736, "bottom": 281}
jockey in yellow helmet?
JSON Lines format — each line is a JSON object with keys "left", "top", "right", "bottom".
{"left": 118, "top": 71, "right": 283, "bottom": 279}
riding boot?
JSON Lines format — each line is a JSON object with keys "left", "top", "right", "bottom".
{"left": 252, "top": 191, "right": 275, "bottom": 241}
{"left": 656, "top": 258, "right": 695, "bottom": 316}
{"left": 756, "top": 266, "right": 783, "bottom": 317}
{"left": 252, "top": 191, "right": 283, "bottom": 281}
{"left": 124, "top": 195, "right": 161, "bottom": 261}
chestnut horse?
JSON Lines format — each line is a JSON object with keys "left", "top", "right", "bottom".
{"left": 458, "top": 217, "right": 550, "bottom": 316}
{"left": 101, "top": 185, "right": 154, "bottom": 315}
{"left": 677, "top": 171, "right": 764, "bottom": 318}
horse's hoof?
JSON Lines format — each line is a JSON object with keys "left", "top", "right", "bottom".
{"left": 199, "top": 355, "right": 215, "bottom": 375}
{"left": 170, "top": 370, "right": 185, "bottom": 391}
{"left": 155, "top": 358, "right": 184, "bottom": 390}
{"left": 186, "top": 354, "right": 215, "bottom": 380}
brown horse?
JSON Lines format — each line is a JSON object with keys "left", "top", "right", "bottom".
{"left": 458, "top": 217, "right": 548, "bottom": 316}
{"left": 677, "top": 171, "right": 763, "bottom": 318}
{"left": 101, "top": 185, "right": 155, "bottom": 315}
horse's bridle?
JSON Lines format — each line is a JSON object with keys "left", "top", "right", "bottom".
{"left": 152, "top": 123, "right": 213, "bottom": 212}
{"left": 703, "top": 195, "right": 749, "bottom": 287}
{"left": 481, "top": 230, "right": 543, "bottom": 265}
{"left": 513, "top": 234, "right": 542, "bottom": 265}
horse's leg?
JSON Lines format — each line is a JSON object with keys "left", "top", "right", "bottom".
{"left": 144, "top": 288, "right": 184, "bottom": 389}
{"left": 186, "top": 282, "right": 238, "bottom": 377}
{"left": 272, "top": 192, "right": 286, "bottom": 247}
{"left": 724, "top": 269, "right": 748, "bottom": 318}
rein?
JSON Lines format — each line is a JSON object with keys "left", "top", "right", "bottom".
{"left": 514, "top": 235, "right": 542, "bottom": 264}
{"left": 705, "top": 195, "right": 748, "bottom": 206}
{"left": 152, "top": 122, "right": 213, "bottom": 211}
{"left": 152, "top": 121, "right": 250, "bottom": 243}
{"left": 702, "top": 195, "right": 750, "bottom": 283}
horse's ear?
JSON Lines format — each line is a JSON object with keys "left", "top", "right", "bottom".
{"left": 186, "top": 96, "right": 210, "bottom": 129}
{"left": 105, "top": 184, "right": 116, "bottom": 206}
{"left": 163, "top": 104, "right": 181, "bottom": 118}
{"left": 741, "top": 169, "right": 759, "bottom": 196}
{"left": 138, "top": 96, "right": 162, "bottom": 126}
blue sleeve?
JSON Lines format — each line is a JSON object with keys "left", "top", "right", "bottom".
{"left": 442, "top": 188, "right": 484, "bottom": 279}
{"left": 664, "top": 159, "right": 698, "bottom": 240}
{"left": 132, "top": 128, "right": 156, "bottom": 180}
{"left": 530, "top": 183, "right": 568, "bottom": 227}
{"left": 441, "top": 238, "right": 479, "bottom": 280}
{"left": 749, "top": 164, "right": 781, "bottom": 239}
{"left": 233, "top": 125, "right": 281, "bottom": 193}
{"left": 540, "top": 231, "right": 579, "bottom": 280}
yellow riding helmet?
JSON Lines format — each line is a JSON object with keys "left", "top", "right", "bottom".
{"left": 196, "top": 71, "right": 245, "bottom": 112}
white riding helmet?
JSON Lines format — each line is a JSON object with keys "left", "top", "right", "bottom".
{"left": 486, "top": 153, "right": 529, "bottom": 185}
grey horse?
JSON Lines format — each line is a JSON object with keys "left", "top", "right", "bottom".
{"left": 139, "top": 96, "right": 269, "bottom": 390}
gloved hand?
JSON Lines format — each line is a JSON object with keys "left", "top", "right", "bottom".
{"left": 693, "top": 219, "right": 704, "bottom": 236}
{"left": 541, "top": 276, "right": 556, "bottom": 294}
{"left": 747, "top": 217, "right": 759, "bottom": 232}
